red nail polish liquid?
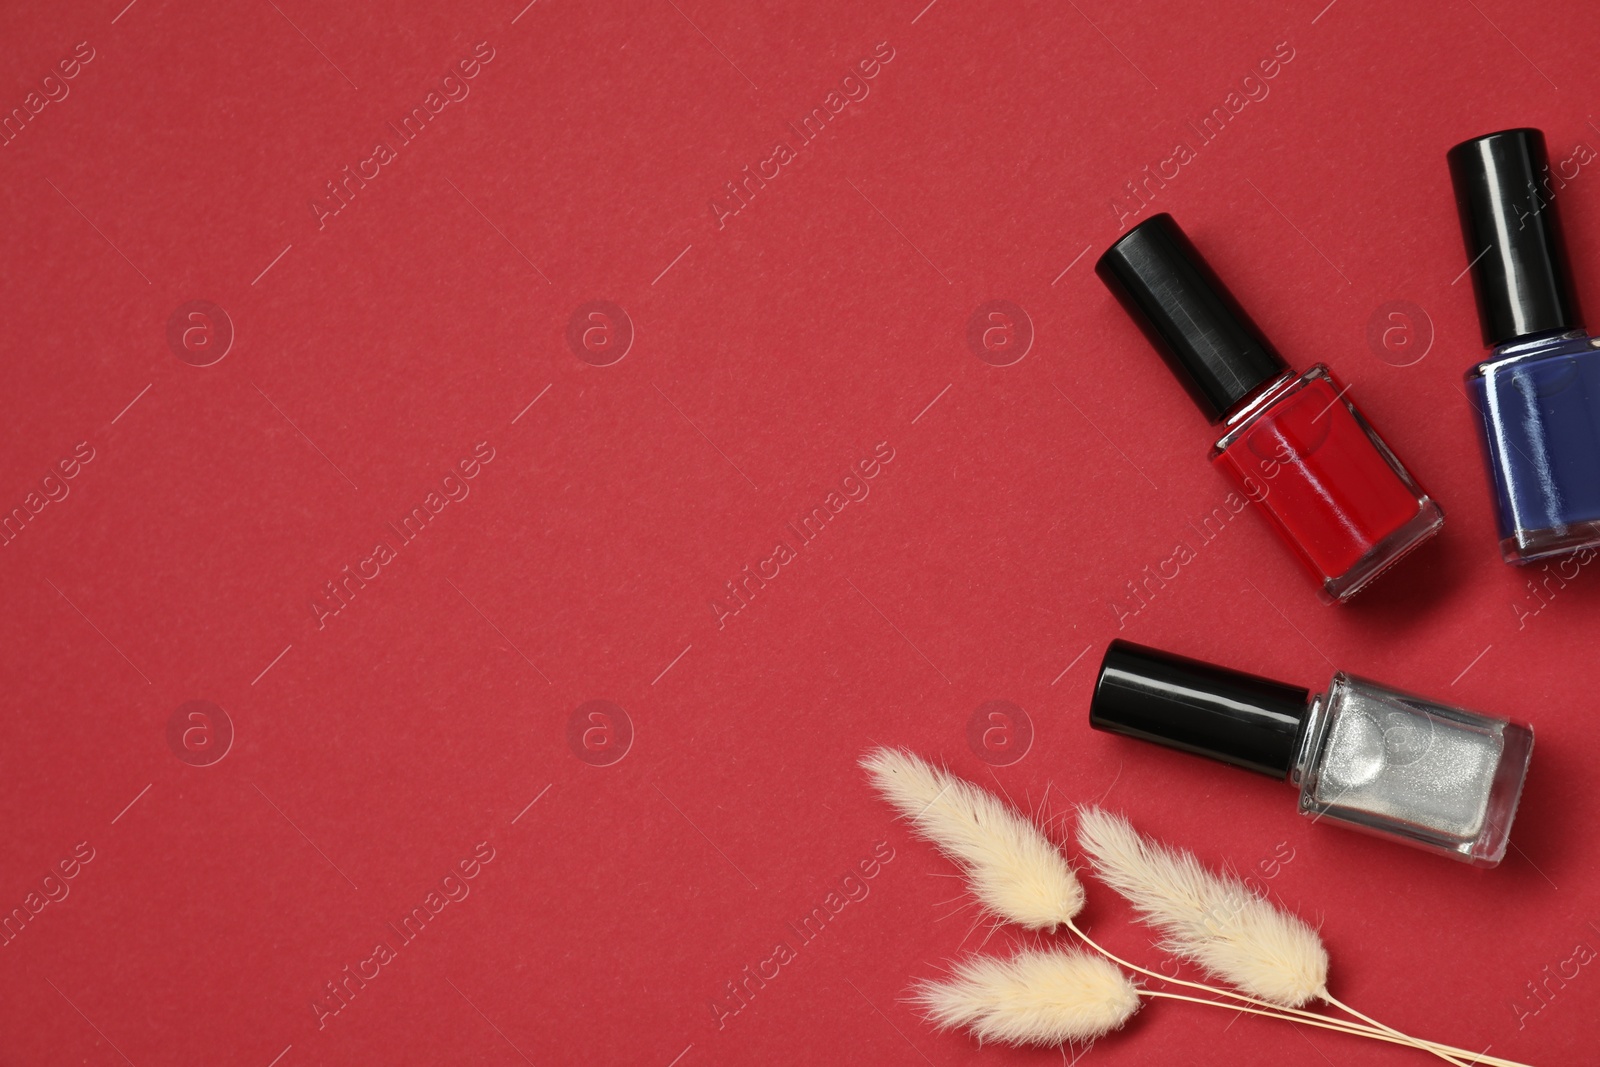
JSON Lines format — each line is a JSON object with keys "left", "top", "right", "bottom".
{"left": 1097, "top": 214, "right": 1443, "bottom": 602}
{"left": 1211, "top": 366, "right": 1443, "bottom": 600}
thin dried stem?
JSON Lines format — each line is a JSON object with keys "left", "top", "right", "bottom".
{"left": 1322, "top": 993, "right": 1467, "bottom": 1065}
{"left": 1322, "top": 993, "right": 1527, "bottom": 1067}
{"left": 1069, "top": 921, "right": 1530, "bottom": 1067}
{"left": 1150, "top": 992, "right": 1531, "bottom": 1066}
{"left": 1064, "top": 920, "right": 1351, "bottom": 1030}
{"left": 1145, "top": 992, "right": 1450, "bottom": 1051}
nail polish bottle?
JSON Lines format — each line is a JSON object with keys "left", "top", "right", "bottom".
{"left": 1449, "top": 128, "right": 1600, "bottom": 563}
{"left": 1089, "top": 640, "right": 1534, "bottom": 866}
{"left": 1096, "top": 214, "right": 1443, "bottom": 602}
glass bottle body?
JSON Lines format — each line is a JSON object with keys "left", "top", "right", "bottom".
{"left": 1291, "top": 673, "right": 1533, "bottom": 866}
{"left": 1467, "top": 329, "right": 1600, "bottom": 563}
{"left": 1211, "top": 366, "right": 1443, "bottom": 602}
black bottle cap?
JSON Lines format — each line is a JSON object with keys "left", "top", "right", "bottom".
{"left": 1447, "top": 128, "right": 1584, "bottom": 347}
{"left": 1095, "top": 213, "right": 1288, "bottom": 423}
{"left": 1089, "top": 640, "right": 1310, "bottom": 779}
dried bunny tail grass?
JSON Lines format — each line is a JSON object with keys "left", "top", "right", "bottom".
{"left": 861, "top": 747, "right": 1083, "bottom": 930}
{"left": 1076, "top": 806, "right": 1328, "bottom": 1008}
{"left": 915, "top": 952, "right": 1502, "bottom": 1064}
{"left": 913, "top": 949, "right": 1142, "bottom": 1046}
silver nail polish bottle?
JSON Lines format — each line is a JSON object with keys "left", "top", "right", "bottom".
{"left": 1090, "top": 640, "right": 1534, "bottom": 866}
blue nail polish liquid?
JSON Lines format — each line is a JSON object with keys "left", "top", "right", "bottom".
{"left": 1449, "top": 128, "right": 1600, "bottom": 563}
{"left": 1468, "top": 329, "right": 1600, "bottom": 562}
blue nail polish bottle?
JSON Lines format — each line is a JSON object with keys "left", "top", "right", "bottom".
{"left": 1449, "top": 128, "right": 1600, "bottom": 564}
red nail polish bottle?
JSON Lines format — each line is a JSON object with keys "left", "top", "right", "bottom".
{"left": 1096, "top": 214, "right": 1443, "bottom": 602}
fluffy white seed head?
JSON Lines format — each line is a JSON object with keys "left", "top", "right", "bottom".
{"left": 913, "top": 949, "right": 1142, "bottom": 1046}
{"left": 861, "top": 747, "right": 1083, "bottom": 930}
{"left": 1076, "top": 806, "right": 1328, "bottom": 1007}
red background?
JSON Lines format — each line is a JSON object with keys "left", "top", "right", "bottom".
{"left": 2, "top": 0, "right": 1597, "bottom": 1064}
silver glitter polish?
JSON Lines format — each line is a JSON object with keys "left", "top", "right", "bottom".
{"left": 1091, "top": 641, "right": 1536, "bottom": 867}
{"left": 1292, "top": 674, "right": 1533, "bottom": 865}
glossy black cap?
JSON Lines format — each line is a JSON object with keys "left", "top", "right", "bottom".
{"left": 1089, "top": 640, "right": 1311, "bottom": 779}
{"left": 1447, "top": 128, "right": 1584, "bottom": 347}
{"left": 1096, "top": 214, "right": 1288, "bottom": 423}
